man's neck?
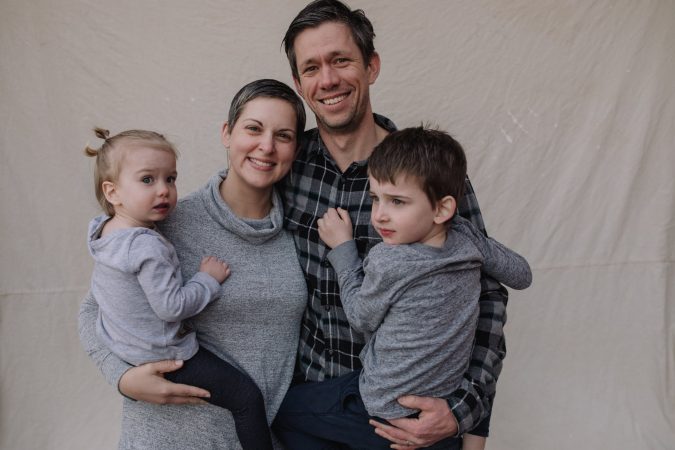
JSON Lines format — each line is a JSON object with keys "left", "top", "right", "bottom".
{"left": 318, "top": 114, "right": 389, "bottom": 172}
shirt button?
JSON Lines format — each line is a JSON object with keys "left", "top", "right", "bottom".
{"left": 321, "top": 259, "right": 330, "bottom": 267}
{"left": 328, "top": 349, "right": 334, "bottom": 357}
{"left": 324, "top": 304, "right": 331, "bottom": 311}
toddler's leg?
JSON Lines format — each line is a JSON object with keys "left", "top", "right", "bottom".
{"left": 166, "top": 347, "right": 272, "bottom": 450}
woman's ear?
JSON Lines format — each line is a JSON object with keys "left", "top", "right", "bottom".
{"left": 433, "top": 195, "right": 457, "bottom": 225}
{"left": 221, "top": 122, "right": 230, "bottom": 148}
{"left": 102, "top": 181, "right": 120, "bottom": 206}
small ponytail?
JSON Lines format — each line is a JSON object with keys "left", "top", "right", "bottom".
{"left": 84, "top": 127, "right": 111, "bottom": 157}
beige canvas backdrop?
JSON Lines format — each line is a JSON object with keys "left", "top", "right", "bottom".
{"left": 1, "top": 0, "right": 673, "bottom": 449}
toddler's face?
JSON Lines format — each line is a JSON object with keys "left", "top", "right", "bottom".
{"left": 369, "top": 174, "right": 446, "bottom": 246}
{"left": 111, "top": 146, "right": 178, "bottom": 228}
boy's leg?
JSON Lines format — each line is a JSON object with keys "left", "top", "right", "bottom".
{"left": 165, "top": 347, "right": 272, "bottom": 450}
{"left": 272, "top": 370, "right": 393, "bottom": 450}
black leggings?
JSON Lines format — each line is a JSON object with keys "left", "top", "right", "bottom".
{"left": 165, "top": 347, "right": 272, "bottom": 449}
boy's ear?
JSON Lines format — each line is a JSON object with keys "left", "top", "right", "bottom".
{"left": 433, "top": 195, "right": 456, "bottom": 225}
{"left": 102, "top": 181, "right": 121, "bottom": 206}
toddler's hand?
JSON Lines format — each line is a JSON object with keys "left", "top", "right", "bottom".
{"left": 200, "top": 256, "right": 230, "bottom": 283}
{"left": 317, "top": 207, "right": 353, "bottom": 249}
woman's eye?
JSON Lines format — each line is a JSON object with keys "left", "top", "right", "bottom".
{"left": 141, "top": 176, "right": 153, "bottom": 184}
{"left": 277, "top": 133, "right": 292, "bottom": 141}
{"left": 246, "top": 125, "right": 261, "bottom": 132}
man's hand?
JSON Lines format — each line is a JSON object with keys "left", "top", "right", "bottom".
{"left": 369, "top": 395, "right": 458, "bottom": 449}
{"left": 317, "top": 207, "right": 353, "bottom": 249}
{"left": 119, "top": 360, "right": 210, "bottom": 405}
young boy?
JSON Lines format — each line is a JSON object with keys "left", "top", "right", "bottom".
{"left": 274, "top": 126, "right": 532, "bottom": 449}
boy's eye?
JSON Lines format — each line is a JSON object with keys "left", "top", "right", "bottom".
{"left": 369, "top": 194, "right": 379, "bottom": 202}
{"left": 141, "top": 176, "right": 153, "bottom": 184}
{"left": 392, "top": 198, "right": 404, "bottom": 205}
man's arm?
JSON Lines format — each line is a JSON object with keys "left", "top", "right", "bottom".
{"left": 446, "top": 177, "right": 510, "bottom": 434}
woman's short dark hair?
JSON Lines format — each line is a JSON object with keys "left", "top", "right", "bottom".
{"left": 228, "top": 79, "right": 306, "bottom": 137}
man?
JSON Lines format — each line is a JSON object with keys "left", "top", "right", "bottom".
{"left": 274, "top": 1, "right": 508, "bottom": 449}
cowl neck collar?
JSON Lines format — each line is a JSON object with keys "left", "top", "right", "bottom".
{"left": 199, "top": 169, "right": 284, "bottom": 245}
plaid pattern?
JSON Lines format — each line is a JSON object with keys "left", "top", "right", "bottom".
{"left": 281, "top": 114, "right": 509, "bottom": 433}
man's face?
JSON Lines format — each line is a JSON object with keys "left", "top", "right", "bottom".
{"left": 292, "top": 21, "right": 380, "bottom": 134}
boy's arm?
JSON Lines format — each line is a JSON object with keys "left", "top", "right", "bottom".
{"left": 132, "top": 234, "right": 222, "bottom": 322}
{"left": 327, "top": 241, "right": 391, "bottom": 333}
{"left": 452, "top": 215, "right": 532, "bottom": 290}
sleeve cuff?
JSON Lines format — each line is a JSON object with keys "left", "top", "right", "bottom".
{"left": 326, "top": 240, "right": 361, "bottom": 274}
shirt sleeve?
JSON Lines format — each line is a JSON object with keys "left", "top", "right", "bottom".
{"left": 326, "top": 241, "right": 395, "bottom": 334}
{"left": 451, "top": 215, "right": 532, "bottom": 290}
{"left": 131, "top": 234, "right": 221, "bottom": 322}
{"left": 78, "top": 291, "right": 133, "bottom": 392}
{"left": 448, "top": 177, "right": 510, "bottom": 435}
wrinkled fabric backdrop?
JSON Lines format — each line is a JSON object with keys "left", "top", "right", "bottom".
{"left": 1, "top": 1, "right": 673, "bottom": 449}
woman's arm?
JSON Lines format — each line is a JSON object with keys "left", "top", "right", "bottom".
{"left": 78, "top": 291, "right": 209, "bottom": 403}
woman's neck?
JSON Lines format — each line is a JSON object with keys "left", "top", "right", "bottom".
{"left": 219, "top": 173, "right": 273, "bottom": 219}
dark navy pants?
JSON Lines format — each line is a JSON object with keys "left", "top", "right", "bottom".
{"left": 272, "top": 370, "right": 461, "bottom": 450}
{"left": 165, "top": 347, "right": 272, "bottom": 450}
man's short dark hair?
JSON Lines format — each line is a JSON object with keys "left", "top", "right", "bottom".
{"left": 283, "top": 0, "right": 376, "bottom": 80}
{"left": 368, "top": 126, "right": 468, "bottom": 204}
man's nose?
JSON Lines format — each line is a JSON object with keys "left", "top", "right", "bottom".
{"left": 319, "top": 65, "right": 339, "bottom": 89}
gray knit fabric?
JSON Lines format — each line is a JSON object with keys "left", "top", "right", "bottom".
{"left": 79, "top": 170, "right": 307, "bottom": 449}
{"left": 327, "top": 215, "right": 532, "bottom": 419}
{"left": 87, "top": 216, "right": 222, "bottom": 366}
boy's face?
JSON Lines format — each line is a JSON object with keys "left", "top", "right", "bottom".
{"left": 369, "top": 174, "right": 447, "bottom": 247}
{"left": 108, "top": 146, "right": 178, "bottom": 228}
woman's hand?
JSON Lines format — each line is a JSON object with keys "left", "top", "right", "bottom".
{"left": 119, "top": 360, "right": 210, "bottom": 405}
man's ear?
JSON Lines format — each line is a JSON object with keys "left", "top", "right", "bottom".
{"left": 221, "top": 122, "right": 230, "bottom": 147}
{"left": 293, "top": 76, "right": 304, "bottom": 98}
{"left": 102, "top": 181, "right": 120, "bottom": 206}
{"left": 367, "top": 51, "right": 381, "bottom": 85}
{"left": 433, "top": 195, "right": 456, "bottom": 225}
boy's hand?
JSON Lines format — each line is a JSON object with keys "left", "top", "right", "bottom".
{"left": 317, "top": 207, "right": 353, "bottom": 249}
{"left": 199, "top": 256, "right": 230, "bottom": 283}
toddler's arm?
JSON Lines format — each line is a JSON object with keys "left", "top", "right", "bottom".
{"left": 133, "top": 234, "right": 223, "bottom": 322}
{"left": 317, "top": 207, "right": 353, "bottom": 249}
{"left": 452, "top": 215, "right": 532, "bottom": 290}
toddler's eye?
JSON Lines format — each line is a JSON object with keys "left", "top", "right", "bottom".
{"left": 167, "top": 176, "right": 177, "bottom": 184}
{"left": 142, "top": 176, "right": 153, "bottom": 184}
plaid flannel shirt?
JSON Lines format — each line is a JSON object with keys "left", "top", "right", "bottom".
{"left": 281, "top": 114, "right": 509, "bottom": 434}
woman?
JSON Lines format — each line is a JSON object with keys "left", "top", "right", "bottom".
{"left": 79, "top": 79, "right": 308, "bottom": 449}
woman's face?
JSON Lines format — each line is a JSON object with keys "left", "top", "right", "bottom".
{"left": 222, "top": 97, "right": 298, "bottom": 191}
